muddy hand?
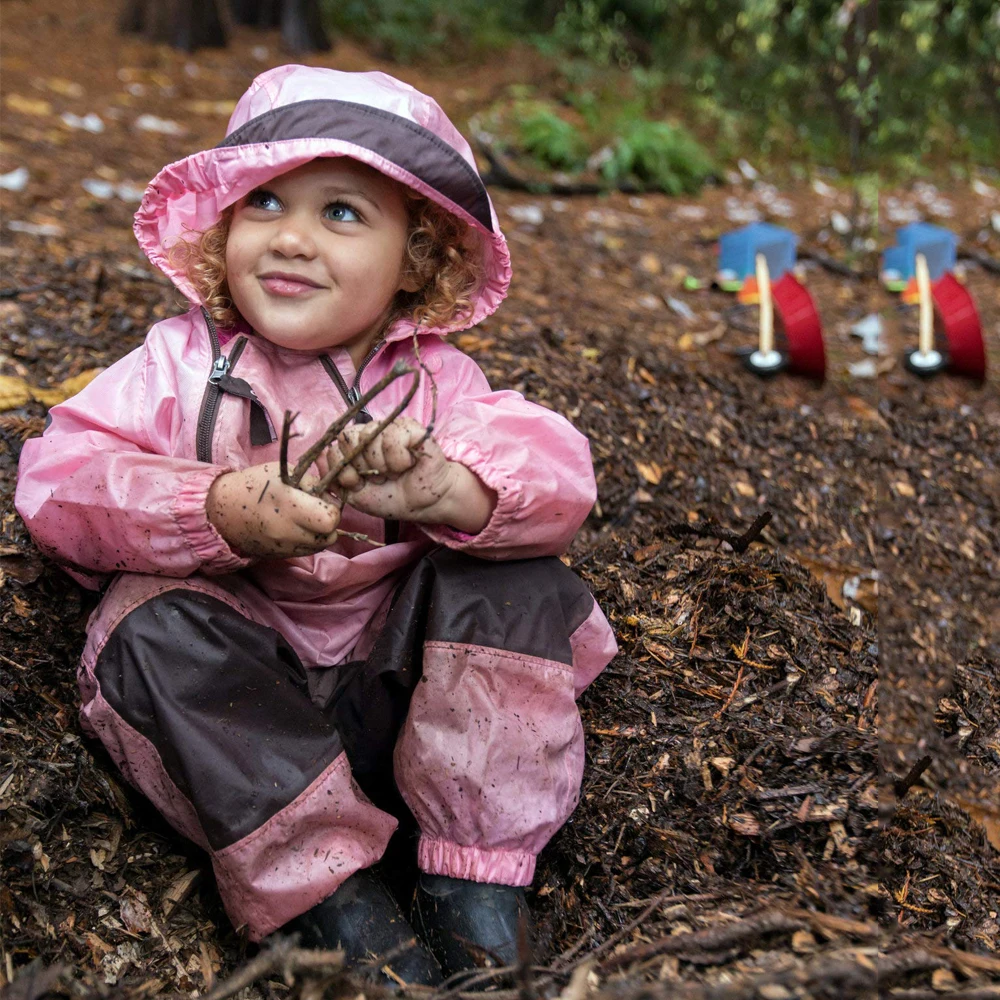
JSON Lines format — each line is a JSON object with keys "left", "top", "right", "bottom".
{"left": 207, "top": 461, "right": 343, "bottom": 558}
{"left": 321, "top": 417, "right": 455, "bottom": 522}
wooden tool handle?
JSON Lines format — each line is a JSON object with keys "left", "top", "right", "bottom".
{"left": 915, "top": 253, "right": 933, "bottom": 356}
{"left": 756, "top": 253, "right": 774, "bottom": 355}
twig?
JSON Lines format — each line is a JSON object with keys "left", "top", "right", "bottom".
{"left": 893, "top": 754, "right": 932, "bottom": 801}
{"left": 664, "top": 511, "right": 773, "bottom": 554}
{"left": 279, "top": 411, "right": 298, "bottom": 486}
{"left": 199, "top": 936, "right": 345, "bottom": 1000}
{"left": 256, "top": 480, "right": 270, "bottom": 504}
{"left": 713, "top": 664, "right": 745, "bottom": 718}
{"left": 409, "top": 324, "right": 439, "bottom": 452}
{"left": 595, "top": 910, "right": 804, "bottom": 973}
{"left": 288, "top": 361, "right": 415, "bottom": 487}
{"left": 798, "top": 246, "right": 864, "bottom": 278}
{"left": 958, "top": 247, "right": 1000, "bottom": 275}
{"left": 312, "top": 367, "right": 421, "bottom": 496}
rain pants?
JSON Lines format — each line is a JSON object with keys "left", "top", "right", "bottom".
{"left": 14, "top": 65, "right": 617, "bottom": 940}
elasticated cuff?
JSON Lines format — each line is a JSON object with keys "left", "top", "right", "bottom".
{"left": 419, "top": 438, "right": 522, "bottom": 552}
{"left": 417, "top": 836, "right": 535, "bottom": 887}
{"left": 172, "top": 465, "right": 252, "bottom": 574}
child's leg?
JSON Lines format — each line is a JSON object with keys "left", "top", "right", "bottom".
{"left": 79, "top": 577, "right": 397, "bottom": 942}
{"left": 386, "top": 549, "right": 615, "bottom": 888}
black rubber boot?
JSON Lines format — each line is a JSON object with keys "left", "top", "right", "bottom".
{"left": 412, "top": 873, "right": 531, "bottom": 982}
{"left": 287, "top": 867, "right": 443, "bottom": 987}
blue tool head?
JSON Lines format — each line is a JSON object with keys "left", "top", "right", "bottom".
{"left": 718, "top": 223, "right": 798, "bottom": 283}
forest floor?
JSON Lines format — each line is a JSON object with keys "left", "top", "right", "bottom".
{"left": 2, "top": 3, "right": 999, "bottom": 999}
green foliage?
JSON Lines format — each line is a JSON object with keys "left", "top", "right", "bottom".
{"left": 320, "top": 0, "right": 1000, "bottom": 172}
{"left": 601, "top": 119, "right": 715, "bottom": 193}
{"left": 319, "top": 0, "right": 537, "bottom": 62}
{"left": 515, "top": 103, "right": 589, "bottom": 171}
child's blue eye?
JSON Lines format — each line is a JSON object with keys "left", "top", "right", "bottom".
{"left": 247, "top": 190, "right": 281, "bottom": 212}
{"left": 325, "top": 202, "right": 361, "bottom": 223}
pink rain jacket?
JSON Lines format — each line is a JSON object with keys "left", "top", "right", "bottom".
{"left": 15, "top": 65, "right": 616, "bottom": 679}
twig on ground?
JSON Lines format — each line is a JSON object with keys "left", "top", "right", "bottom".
{"left": 664, "top": 511, "right": 773, "bottom": 554}
{"left": 200, "top": 936, "right": 345, "bottom": 1000}
{"left": 893, "top": 754, "right": 933, "bottom": 801}
{"left": 595, "top": 910, "right": 804, "bottom": 973}
{"left": 798, "top": 246, "right": 865, "bottom": 278}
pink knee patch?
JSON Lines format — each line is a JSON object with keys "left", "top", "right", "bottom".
{"left": 213, "top": 752, "right": 397, "bottom": 940}
{"left": 395, "top": 641, "right": 585, "bottom": 877}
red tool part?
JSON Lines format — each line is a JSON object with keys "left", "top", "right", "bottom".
{"left": 772, "top": 274, "right": 826, "bottom": 380}
{"left": 932, "top": 273, "right": 987, "bottom": 380}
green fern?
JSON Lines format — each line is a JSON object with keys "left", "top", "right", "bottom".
{"left": 516, "top": 103, "right": 588, "bottom": 171}
{"left": 602, "top": 120, "right": 715, "bottom": 194}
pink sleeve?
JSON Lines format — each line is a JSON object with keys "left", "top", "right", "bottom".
{"left": 419, "top": 348, "right": 596, "bottom": 560}
{"left": 14, "top": 338, "right": 249, "bottom": 583}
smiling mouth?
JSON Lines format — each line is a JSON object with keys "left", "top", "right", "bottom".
{"left": 258, "top": 273, "right": 326, "bottom": 296}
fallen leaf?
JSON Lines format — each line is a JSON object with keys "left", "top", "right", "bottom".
{"left": 635, "top": 461, "right": 663, "bottom": 485}
{"left": 120, "top": 889, "right": 153, "bottom": 934}
{"left": 5, "top": 94, "right": 53, "bottom": 116}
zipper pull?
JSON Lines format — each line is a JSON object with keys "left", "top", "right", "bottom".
{"left": 209, "top": 355, "right": 230, "bottom": 384}
{"left": 347, "top": 386, "right": 360, "bottom": 405}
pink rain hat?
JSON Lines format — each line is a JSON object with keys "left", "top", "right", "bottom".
{"left": 134, "top": 65, "right": 511, "bottom": 335}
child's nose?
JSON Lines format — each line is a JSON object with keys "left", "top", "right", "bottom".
{"left": 269, "top": 214, "right": 317, "bottom": 258}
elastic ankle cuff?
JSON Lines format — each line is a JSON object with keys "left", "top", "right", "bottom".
{"left": 417, "top": 837, "right": 535, "bottom": 886}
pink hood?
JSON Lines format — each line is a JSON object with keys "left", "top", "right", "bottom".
{"left": 134, "top": 65, "right": 511, "bottom": 339}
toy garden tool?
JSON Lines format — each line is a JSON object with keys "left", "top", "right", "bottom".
{"left": 743, "top": 254, "right": 826, "bottom": 380}
{"left": 931, "top": 272, "right": 987, "bottom": 380}
{"left": 904, "top": 253, "right": 946, "bottom": 375}
{"left": 904, "top": 253, "right": 986, "bottom": 379}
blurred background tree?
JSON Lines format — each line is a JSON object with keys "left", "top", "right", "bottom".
{"left": 320, "top": 0, "right": 999, "bottom": 180}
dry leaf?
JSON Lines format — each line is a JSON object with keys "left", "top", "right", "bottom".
{"left": 635, "top": 460, "right": 663, "bottom": 485}
{"left": 120, "top": 889, "right": 153, "bottom": 934}
{"left": 6, "top": 93, "right": 53, "bottom": 116}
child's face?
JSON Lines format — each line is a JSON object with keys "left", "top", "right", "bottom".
{"left": 225, "top": 158, "right": 415, "bottom": 360}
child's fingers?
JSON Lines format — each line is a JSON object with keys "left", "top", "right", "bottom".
{"left": 326, "top": 442, "right": 362, "bottom": 490}
{"left": 381, "top": 424, "right": 420, "bottom": 475}
{"left": 283, "top": 488, "right": 341, "bottom": 535}
{"left": 339, "top": 426, "right": 377, "bottom": 479}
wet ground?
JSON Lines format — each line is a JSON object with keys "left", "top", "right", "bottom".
{"left": 2, "top": 3, "right": 999, "bottom": 998}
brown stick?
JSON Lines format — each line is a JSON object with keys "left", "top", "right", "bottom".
{"left": 279, "top": 410, "right": 298, "bottom": 486}
{"left": 409, "top": 324, "right": 438, "bottom": 452}
{"left": 200, "top": 937, "right": 345, "bottom": 1000}
{"left": 664, "top": 511, "right": 773, "bottom": 553}
{"left": 288, "top": 361, "right": 415, "bottom": 487}
{"left": 311, "top": 367, "right": 421, "bottom": 496}
{"left": 595, "top": 910, "right": 804, "bottom": 973}
{"left": 893, "top": 754, "right": 932, "bottom": 801}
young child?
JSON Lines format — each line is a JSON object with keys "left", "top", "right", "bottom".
{"left": 15, "top": 65, "right": 616, "bottom": 984}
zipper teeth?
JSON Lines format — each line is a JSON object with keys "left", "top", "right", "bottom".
{"left": 196, "top": 310, "right": 222, "bottom": 462}
{"left": 351, "top": 343, "right": 382, "bottom": 395}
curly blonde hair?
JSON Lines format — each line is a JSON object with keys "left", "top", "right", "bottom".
{"left": 166, "top": 186, "right": 485, "bottom": 335}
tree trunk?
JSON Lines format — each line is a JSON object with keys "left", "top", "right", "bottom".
{"left": 120, "top": 0, "right": 227, "bottom": 51}
{"left": 280, "top": 0, "right": 330, "bottom": 53}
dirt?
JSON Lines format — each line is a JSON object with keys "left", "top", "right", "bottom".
{"left": 2, "top": 3, "right": 999, "bottom": 998}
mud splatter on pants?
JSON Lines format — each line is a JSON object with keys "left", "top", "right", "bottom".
{"left": 79, "top": 550, "right": 613, "bottom": 939}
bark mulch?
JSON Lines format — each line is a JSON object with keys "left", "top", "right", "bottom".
{"left": 2, "top": 3, "right": 999, "bottom": 998}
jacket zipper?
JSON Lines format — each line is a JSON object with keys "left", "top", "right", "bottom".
{"left": 196, "top": 308, "right": 249, "bottom": 463}
{"left": 320, "top": 341, "right": 383, "bottom": 421}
